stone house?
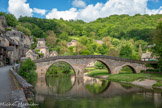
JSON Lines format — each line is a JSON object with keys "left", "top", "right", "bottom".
{"left": 35, "top": 38, "right": 49, "bottom": 58}
{"left": 5, "top": 29, "right": 32, "bottom": 57}
{"left": 67, "top": 40, "right": 77, "bottom": 47}
{"left": 5, "top": 36, "right": 19, "bottom": 64}
{"left": 0, "top": 35, "right": 18, "bottom": 65}
{"left": 141, "top": 53, "right": 157, "bottom": 61}
{"left": 49, "top": 51, "right": 58, "bottom": 57}
{"left": 26, "top": 49, "right": 38, "bottom": 60}
{"left": 0, "top": 44, "right": 7, "bottom": 66}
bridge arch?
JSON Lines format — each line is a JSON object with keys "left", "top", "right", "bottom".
{"left": 86, "top": 59, "right": 112, "bottom": 74}
{"left": 45, "top": 60, "right": 77, "bottom": 77}
{"left": 118, "top": 64, "right": 137, "bottom": 74}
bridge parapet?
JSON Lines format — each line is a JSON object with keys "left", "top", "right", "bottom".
{"left": 34, "top": 55, "right": 147, "bottom": 64}
{"left": 34, "top": 55, "right": 148, "bottom": 78}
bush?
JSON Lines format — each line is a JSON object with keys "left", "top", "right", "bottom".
{"left": 146, "top": 69, "right": 161, "bottom": 72}
{"left": 18, "top": 58, "right": 37, "bottom": 84}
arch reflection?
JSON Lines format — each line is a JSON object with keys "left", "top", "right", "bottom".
{"left": 84, "top": 76, "right": 110, "bottom": 94}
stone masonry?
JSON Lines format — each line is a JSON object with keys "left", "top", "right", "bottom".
{"left": 34, "top": 55, "right": 147, "bottom": 78}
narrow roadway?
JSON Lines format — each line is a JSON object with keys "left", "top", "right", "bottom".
{"left": 0, "top": 66, "right": 16, "bottom": 107}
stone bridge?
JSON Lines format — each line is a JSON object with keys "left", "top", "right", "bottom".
{"left": 34, "top": 55, "right": 147, "bottom": 78}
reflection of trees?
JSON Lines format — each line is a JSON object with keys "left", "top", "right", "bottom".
{"left": 85, "top": 80, "right": 109, "bottom": 94}
{"left": 46, "top": 62, "right": 75, "bottom": 77}
{"left": 39, "top": 92, "right": 160, "bottom": 108}
{"left": 46, "top": 75, "right": 73, "bottom": 94}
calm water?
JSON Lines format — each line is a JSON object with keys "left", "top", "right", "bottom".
{"left": 34, "top": 75, "right": 162, "bottom": 108}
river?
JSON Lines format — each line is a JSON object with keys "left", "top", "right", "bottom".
{"left": 34, "top": 75, "right": 162, "bottom": 108}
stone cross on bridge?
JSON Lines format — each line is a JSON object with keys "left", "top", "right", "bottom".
{"left": 34, "top": 55, "right": 147, "bottom": 78}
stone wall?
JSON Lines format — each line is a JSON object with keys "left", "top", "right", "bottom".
{"left": 11, "top": 90, "right": 30, "bottom": 108}
{"left": 10, "top": 68, "right": 34, "bottom": 99}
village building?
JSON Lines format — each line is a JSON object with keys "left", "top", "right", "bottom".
{"left": 49, "top": 51, "right": 58, "bottom": 57}
{"left": 5, "top": 29, "right": 32, "bottom": 57}
{"left": 0, "top": 43, "right": 7, "bottom": 66}
{"left": 67, "top": 40, "right": 77, "bottom": 47}
{"left": 25, "top": 49, "right": 38, "bottom": 60}
{"left": 0, "top": 35, "right": 18, "bottom": 65}
{"left": 141, "top": 53, "right": 157, "bottom": 61}
{"left": 35, "top": 38, "right": 49, "bottom": 58}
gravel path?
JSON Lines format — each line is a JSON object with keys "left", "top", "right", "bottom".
{"left": 132, "top": 79, "right": 157, "bottom": 89}
{"left": 0, "top": 66, "right": 16, "bottom": 107}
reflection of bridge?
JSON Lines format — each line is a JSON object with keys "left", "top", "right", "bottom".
{"left": 35, "top": 77, "right": 142, "bottom": 99}
{"left": 34, "top": 55, "right": 147, "bottom": 77}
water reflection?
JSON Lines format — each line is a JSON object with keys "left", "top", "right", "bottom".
{"left": 35, "top": 75, "right": 162, "bottom": 108}
{"left": 46, "top": 75, "right": 75, "bottom": 94}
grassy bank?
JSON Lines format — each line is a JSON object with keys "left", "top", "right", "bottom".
{"left": 86, "top": 69, "right": 162, "bottom": 88}
{"left": 108, "top": 73, "right": 162, "bottom": 82}
{"left": 85, "top": 69, "right": 109, "bottom": 77}
{"left": 109, "top": 73, "right": 162, "bottom": 88}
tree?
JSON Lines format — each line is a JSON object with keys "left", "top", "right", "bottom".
{"left": 102, "top": 37, "right": 112, "bottom": 47}
{"left": 16, "top": 24, "right": 31, "bottom": 36}
{"left": 5, "top": 13, "right": 18, "bottom": 27}
{"left": 152, "top": 21, "right": 162, "bottom": 69}
{"left": 46, "top": 30, "right": 56, "bottom": 47}
{"left": 79, "top": 36, "right": 88, "bottom": 45}
{"left": 138, "top": 44, "right": 143, "bottom": 59}
{"left": 80, "top": 50, "right": 91, "bottom": 55}
{"left": 75, "top": 42, "right": 86, "bottom": 55}
{"left": 120, "top": 45, "right": 133, "bottom": 59}
{"left": 108, "top": 48, "right": 119, "bottom": 57}
{"left": 18, "top": 58, "right": 37, "bottom": 83}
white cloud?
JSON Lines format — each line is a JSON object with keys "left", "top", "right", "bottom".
{"left": 33, "top": 8, "right": 46, "bottom": 15}
{"left": 72, "top": 0, "right": 86, "bottom": 8}
{"left": 46, "top": 8, "right": 78, "bottom": 20}
{"left": 146, "top": 7, "right": 162, "bottom": 15}
{"left": 8, "top": 0, "right": 33, "bottom": 18}
{"left": 46, "top": 0, "right": 162, "bottom": 22}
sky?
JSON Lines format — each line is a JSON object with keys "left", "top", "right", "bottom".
{"left": 0, "top": 0, "right": 161, "bottom": 22}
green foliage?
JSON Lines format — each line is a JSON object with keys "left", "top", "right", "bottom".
{"left": 46, "top": 62, "right": 74, "bottom": 77}
{"left": 120, "top": 44, "right": 133, "bottom": 59}
{"left": 0, "top": 12, "right": 18, "bottom": 27}
{"left": 18, "top": 58, "right": 37, "bottom": 84}
{"left": 86, "top": 69, "right": 109, "bottom": 77}
{"left": 95, "top": 61, "right": 107, "bottom": 69}
{"left": 16, "top": 24, "right": 31, "bottom": 36}
{"left": 119, "top": 66, "right": 134, "bottom": 74}
{"left": 31, "top": 37, "right": 37, "bottom": 49}
{"left": 86, "top": 80, "right": 109, "bottom": 94}
{"left": 5, "top": 13, "right": 18, "bottom": 27}
{"left": 46, "top": 75, "right": 73, "bottom": 94}
{"left": 152, "top": 21, "right": 162, "bottom": 70}
{"left": 108, "top": 73, "right": 162, "bottom": 83}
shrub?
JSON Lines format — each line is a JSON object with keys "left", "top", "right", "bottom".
{"left": 18, "top": 58, "right": 37, "bottom": 83}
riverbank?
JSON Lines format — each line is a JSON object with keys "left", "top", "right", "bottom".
{"left": 86, "top": 72, "right": 162, "bottom": 90}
